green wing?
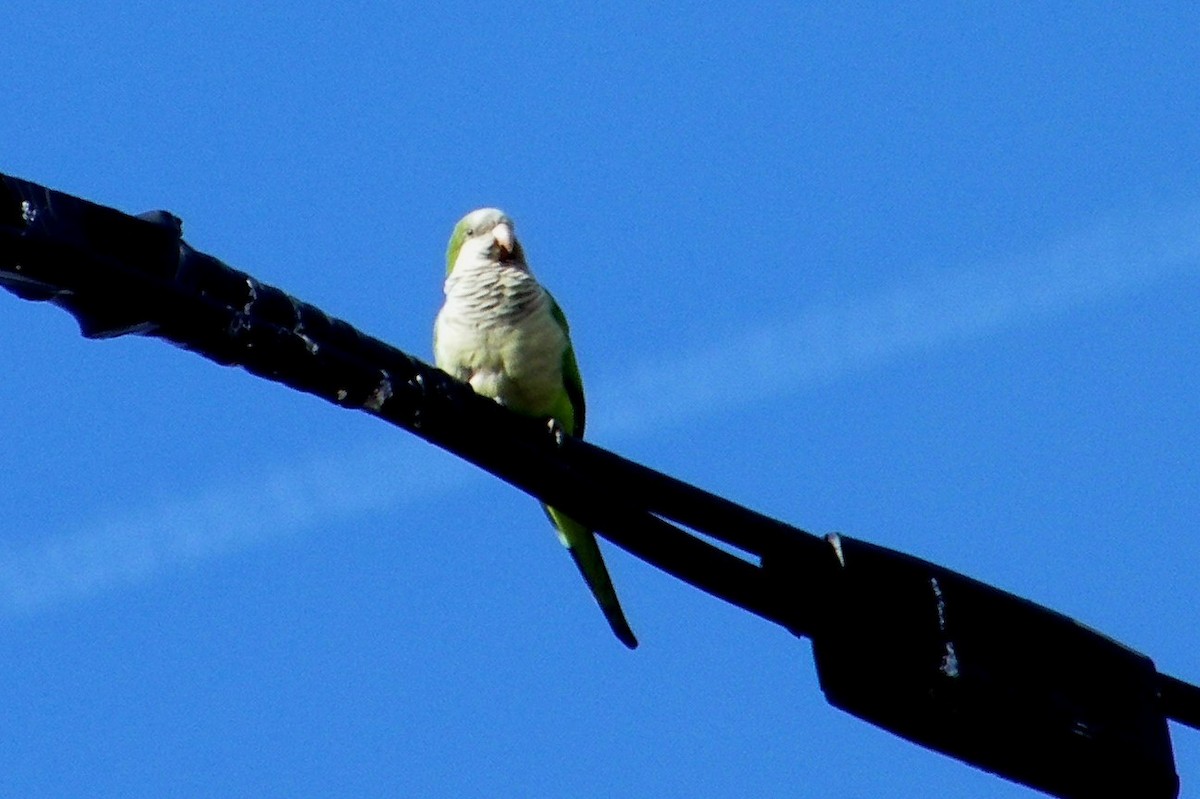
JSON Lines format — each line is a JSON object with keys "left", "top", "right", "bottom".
{"left": 547, "top": 292, "right": 585, "bottom": 437}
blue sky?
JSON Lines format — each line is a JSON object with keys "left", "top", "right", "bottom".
{"left": 2, "top": 3, "right": 1198, "bottom": 796}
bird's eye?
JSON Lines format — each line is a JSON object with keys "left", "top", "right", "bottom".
{"left": 465, "top": 227, "right": 475, "bottom": 237}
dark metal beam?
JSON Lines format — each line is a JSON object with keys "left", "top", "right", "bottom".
{"left": 1, "top": 171, "right": 1195, "bottom": 798}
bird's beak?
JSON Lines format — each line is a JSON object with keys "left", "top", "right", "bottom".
{"left": 493, "top": 222, "right": 514, "bottom": 256}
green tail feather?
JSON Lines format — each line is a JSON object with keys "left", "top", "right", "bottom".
{"left": 544, "top": 505, "right": 639, "bottom": 649}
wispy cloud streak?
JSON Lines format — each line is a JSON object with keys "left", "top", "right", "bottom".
{"left": 2, "top": 208, "right": 1198, "bottom": 614}
{"left": 0, "top": 443, "right": 470, "bottom": 615}
{"left": 593, "top": 208, "right": 1200, "bottom": 435}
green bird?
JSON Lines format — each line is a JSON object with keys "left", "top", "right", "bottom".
{"left": 434, "top": 207, "right": 638, "bottom": 649}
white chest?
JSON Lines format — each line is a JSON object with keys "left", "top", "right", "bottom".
{"left": 434, "top": 266, "right": 567, "bottom": 416}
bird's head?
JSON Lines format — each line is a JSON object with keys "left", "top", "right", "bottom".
{"left": 445, "top": 207, "right": 526, "bottom": 275}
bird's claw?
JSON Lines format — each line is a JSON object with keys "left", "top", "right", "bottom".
{"left": 547, "top": 417, "right": 566, "bottom": 447}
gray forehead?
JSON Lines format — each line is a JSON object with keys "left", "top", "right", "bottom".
{"left": 466, "top": 208, "right": 511, "bottom": 233}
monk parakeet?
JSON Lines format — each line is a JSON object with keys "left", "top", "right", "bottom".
{"left": 433, "top": 208, "right": 638, "bottom": 649}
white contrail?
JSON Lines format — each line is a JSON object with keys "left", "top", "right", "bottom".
{"left": 0, "top": 441, "right": 471, "bottom": 615}
{"left": 591, "top": 207, "right": 1200, "bottom": 436}
{"left": 1, "top": 207, "right": 1197, "bottom": 614}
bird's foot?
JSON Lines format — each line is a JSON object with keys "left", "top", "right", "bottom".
{"left": 547, "top": 417, "right": 567, "bottom": 447}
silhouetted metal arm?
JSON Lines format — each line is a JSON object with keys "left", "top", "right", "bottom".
{"left": 1, "top": 172, "right": 1196, "bottom": 799}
